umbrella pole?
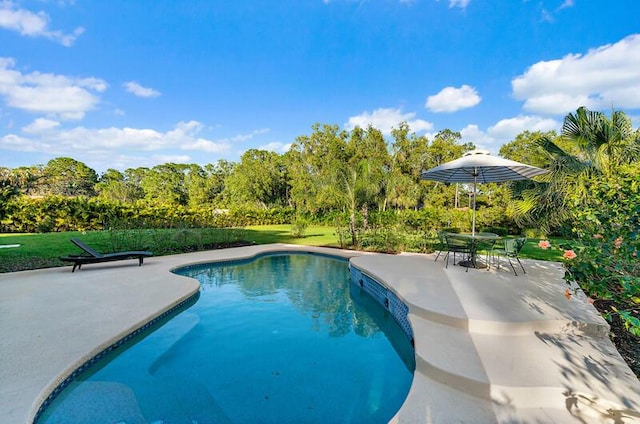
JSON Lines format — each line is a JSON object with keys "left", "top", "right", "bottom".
{"left": 472, "top": 174, "right": 477, "bottom": 236}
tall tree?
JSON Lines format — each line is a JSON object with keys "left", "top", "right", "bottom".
{"left": 96, "top": 168, "right": 144, "bottom": 203}
{"left": 0, "top": 168, "right": 19, "bottom": 220}
{"left": 341, "top": 160, "right": 379, "bottom": 244}
{"left": 385, "top": 122, "right": 429, "bottom": 210}
{"left": 204, "top": 160, "right": 235, "bottom": 203}
{"left": 140, "top": 163, "right": 189, "bottom": 206}
{"left": 346, "top": 125, "right": 391, "bottom": 212}
{"left": 42, "top": 157, "right": 98, "bottom": 197}
{"left": 6, "top": 166, "right": 45, "bottom": 195}
{"left": 288, "top": 124, "right": 350, "bottom": 212}
{"left": 421, "top": 130, "right": 474, "bottom": 208}
{"left": 222, "top": 150, "right": 288, "bottom": 208}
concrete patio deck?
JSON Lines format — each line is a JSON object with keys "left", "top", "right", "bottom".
{"left": 1, "top": 244, "right": 639, "bottom": 423}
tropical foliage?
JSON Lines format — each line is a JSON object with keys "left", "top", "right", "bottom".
{"left": 512, "top": 107, "right": 640, "bottom": 233}
{"left": 563, "top": 164, "right": 640, "bottom": 335}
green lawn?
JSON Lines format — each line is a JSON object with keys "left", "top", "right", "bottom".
{"left": 0, "top": 225, "right": 568, "bottom": 273}
{"left": 0, "top": 231, "right": 110, "bottom": 272}
{"left": 518, "top": 237, "right": 569, "bottom": 262}
{"left": 244, "top": 224, "right": 340, "bottom": 247}
{"left": 0, "top": 226, "right": 340, "bottom": 273}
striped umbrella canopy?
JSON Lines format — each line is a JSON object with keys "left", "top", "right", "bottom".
{"left": 420, "top": 150, "right": 548, "bottom": 235}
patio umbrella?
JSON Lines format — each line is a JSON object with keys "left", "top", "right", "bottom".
{"left": 420, "top": 150, "right": 548, "bottom": 236}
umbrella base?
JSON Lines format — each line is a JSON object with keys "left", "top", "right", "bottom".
{"left": 458, "top": 259, "right": 488, "bottom": 269}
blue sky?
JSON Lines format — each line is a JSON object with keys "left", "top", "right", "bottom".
{"left": 1, "top": 0, "right": 639, "bottom": 173}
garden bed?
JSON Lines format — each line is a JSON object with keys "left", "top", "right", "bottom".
{"left": 594, "top": 300, "right": 640, "bottom": 379}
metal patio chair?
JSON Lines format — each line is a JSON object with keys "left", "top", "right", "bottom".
{"left": 444, "top": 234, "right": 475, "bottom": 272}
{"left": 493, "top": 237, "right": 527, "bottom": 276}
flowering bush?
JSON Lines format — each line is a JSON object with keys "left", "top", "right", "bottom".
{"left": 538, "top": 239, "right": 551, "bottom": 249}
{"left": 563, "top": 165, "right": 640, "bottom": 336}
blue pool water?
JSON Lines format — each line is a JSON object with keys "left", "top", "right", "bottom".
{"left": 38, "top": 253, "right": 415, "bottom": 424}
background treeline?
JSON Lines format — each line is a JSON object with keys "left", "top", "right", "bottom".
{"left": 1, "top": 108, "right": 639, "bottom": 243}
{"left": 0, "top": 122, "right": 521, "bottom": 235}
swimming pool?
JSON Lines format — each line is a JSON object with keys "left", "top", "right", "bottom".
{"left": 37, "top": 252, "right": 414, "bottom": 423}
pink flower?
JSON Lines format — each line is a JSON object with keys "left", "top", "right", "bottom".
{"left": 564, "top": 289, "right": 572, "bottom": 300}
{"left": 538, "top": 240, "right": 551, "bottom": 249}
{"left": 587, "top": 297, "right": 595, "bottom": 305}
{"left": 593, "top": 234, "right": 604, "bottom": 239}
{"left": 614, "top": 237, "right": 623, "bottom": 249}
{"left": 563, "top": 250, "right": 577, "bottom": 260}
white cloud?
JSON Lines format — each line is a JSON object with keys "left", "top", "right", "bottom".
{"left": 0, "top": 121, "right": 218, "bottom": 153}
{"left": 488, "top": 115, "right": 559, "bottom": 139}
{"left": 460, "top": 124, "right": 495, "bottom": 150}
{"left": 346, "top": 107, "right": 433, "bottom": 135}
{"left": 151, "top": 154, "right": 192, "bottom": 164}
{"left": 21, "top": 118, "right": 60, "bottom": 134}
{"left": 459, "top": 115, "right": 560, "bottom": 151}
{"left": 0, "top": 133, "right": 49, "bottom": 151}
{"left": 258, "top": 141, "right": 292, "bottom": 153}
{"left": 181, "top": 138, "right": 230, "bottom": 153}
{"left": 557, "top": 0, "right": 574, "bottom": 10}
{"left": 0, "top": 0, "right": 84, "bottom": 46}
{"left": 0, "top": 120, "right": 276, "bottom": 170}
{"left": 0, "top": 57, "right": 106, "bottom": 120}
{"left": 540, "top": 9, "right": 553, "bottom": 23}
{"left": 227, "top": 128, "right": 270, "bottom": 142}
{"left": 512, "top": 34, "right": 640, "bottom": 115}
{"left": 449, "top": 0, "right": 470, "bottom": 10}
{"left": 123, "top": 81, "right": 161, "bottom": 98}
{"left": 426, "top": 85, "right": 481, "bottom": 113}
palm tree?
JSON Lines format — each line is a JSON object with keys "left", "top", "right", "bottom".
{"left": 340, "top": 160, "right": 379, "bottom": 246}
{"left": 514, "top": 107, "right": 640, "bottom": 232}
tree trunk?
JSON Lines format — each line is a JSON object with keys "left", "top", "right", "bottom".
{"left": 349, "top": 212, "right": 357, "bottom": 246}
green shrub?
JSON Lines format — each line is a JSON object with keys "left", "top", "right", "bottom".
{"left": 523, "top": 228, "right": 547, "bottom": 238}
{"left": 563, "top": 165, "right": 640, "bottom": 336}
{"left": 290, "top": 216, "right": 309, "bottom": 238}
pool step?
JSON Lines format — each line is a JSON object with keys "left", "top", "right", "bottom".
{"left": 472, "top": 330, "right": 640, "bottom": 413}
{"left": 410, "top": 314, "right": 490, "bottom": 399}
{"left": 409, "top": 314, "right": 640, "bottom": 421}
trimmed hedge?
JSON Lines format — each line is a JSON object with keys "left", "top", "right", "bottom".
{"left": 0, "top": 195, "right": 297, "bottom": 233}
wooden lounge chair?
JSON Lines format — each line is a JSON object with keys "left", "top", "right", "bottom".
{"left": 59, "top": 237, "right": 153, "bottom": 272}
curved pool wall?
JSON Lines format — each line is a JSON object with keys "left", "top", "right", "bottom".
{"left": 349, "top": 265, "right": 413, "bottom": 345}
{"left": 34, "top": 248, "right": 417, "bottom": 424}
{"left": 32, "top": 293, "right": 201, "bottom": 423}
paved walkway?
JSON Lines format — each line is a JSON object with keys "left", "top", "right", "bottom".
{"left": 1, "top": 244, "right": 639, "bottom": 423}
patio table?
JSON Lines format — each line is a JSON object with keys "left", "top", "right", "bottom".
{"left": 445, "top": 232, "right": 501, "bottom": 269}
